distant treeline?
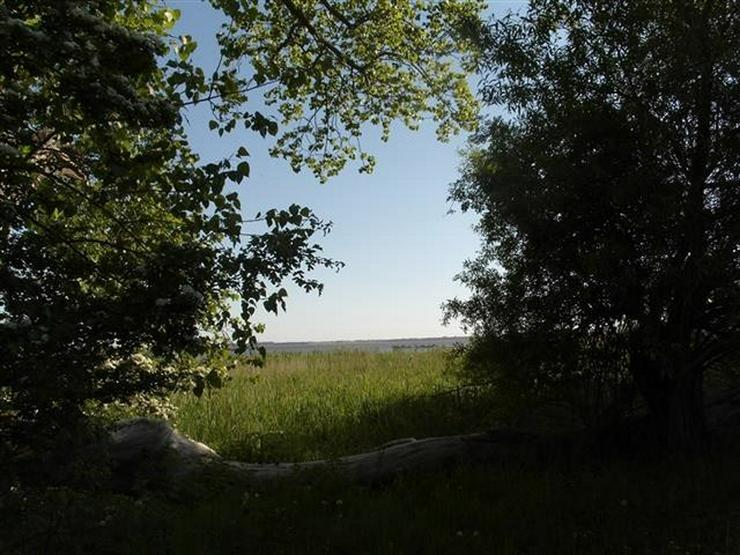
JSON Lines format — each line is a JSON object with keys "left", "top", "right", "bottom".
{"left": 253, "top": 337, "right": 469, "bottom": 354}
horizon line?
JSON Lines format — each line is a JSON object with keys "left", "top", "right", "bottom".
{"left": 258, "top": 334, "right": 469, "bottom": 345}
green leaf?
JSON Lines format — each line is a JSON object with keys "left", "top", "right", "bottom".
{"left": 193, "top": 376, "right": 205, "bottom": 398}
{"left": 177, "top": 35, "right": 197, "bottom": 61}
{"left": 206, "top": 369, "right": 223, "bottom": 389}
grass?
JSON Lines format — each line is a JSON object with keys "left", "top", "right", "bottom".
{"left": 6, "top": 349, "right": 740, "bottom": 554}
{"left": 172, "top": 350, "right": 501, "bottom": 462}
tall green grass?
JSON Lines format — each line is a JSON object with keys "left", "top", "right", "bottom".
{"left": 173, "top": 350, "right": 500, "bottom": 462}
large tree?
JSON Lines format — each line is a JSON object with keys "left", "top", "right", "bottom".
{"left": 0, "top": 0, "right": 480, "bottom": 477}
{"left": 446, "top": 0, "right": 739, "bottom": 447}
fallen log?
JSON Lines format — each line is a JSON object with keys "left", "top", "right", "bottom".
{"left": 220, "top": 428, "right": 541, "bottom": 486}
{"left": 107, "top": 419, "right": 542, "bottom": 491}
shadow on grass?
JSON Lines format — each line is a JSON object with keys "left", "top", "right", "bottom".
{"left": 213, "top": 384, "right": 509, "bottom": 463}
{"left": 8, "top": 443, "right": 740, "bottom": 555}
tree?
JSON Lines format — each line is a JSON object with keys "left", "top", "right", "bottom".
{"left": 0, "top": 0, "right": 480, "bottom": 479}
{"left": 446, "top": 0, "right": 740, "bottom": 448}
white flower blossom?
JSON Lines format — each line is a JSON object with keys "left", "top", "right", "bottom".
{"left": 130, "top": 353, "right": 153, "bottom": 368}
{"left": 100, "top": 359, "right": 118, "bottom": 371}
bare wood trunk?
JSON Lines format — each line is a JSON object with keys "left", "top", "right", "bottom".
{"left": 107, "top": 419, "right": 542, "bottom": 491}
{"left": 217, "top": 430, "right": 538, "bottom": 486}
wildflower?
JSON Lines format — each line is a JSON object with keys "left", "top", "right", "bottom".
{"left": 131, "top": 353, "right": 150, "bottom": 366}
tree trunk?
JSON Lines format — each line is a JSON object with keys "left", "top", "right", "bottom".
{"left": 664, "top": 368, "right": 706, "bottom": 450}
{"left": 106, "top": 419, "right": 552, "bottom": 492}
{"left": 630, "top": 351, "right": 707, "bottom": 450}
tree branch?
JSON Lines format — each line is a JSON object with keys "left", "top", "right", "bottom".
{"left": 276, "top": 0, "right": 366, "bottom": 72}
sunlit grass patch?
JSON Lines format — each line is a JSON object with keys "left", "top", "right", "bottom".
{"left": 173, "top": 349, "right": 500, "bottom": 462}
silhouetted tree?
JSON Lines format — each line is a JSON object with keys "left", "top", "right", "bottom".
{"left": 446, "top": 0, "right": 739, "bottom": 448}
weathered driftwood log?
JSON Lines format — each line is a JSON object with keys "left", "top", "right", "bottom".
{"left": 107, "top": 419, "right": 541, "bottom": 491}
{"left": 220, "top": 429, "right": 541, "bottom": 486}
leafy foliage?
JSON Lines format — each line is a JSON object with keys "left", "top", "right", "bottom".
{"left": 0, "top": 0, "right": 480, "bottom": 478}
{"left": 446, "top": 0, "right": 740, "bottom": 445}
{"left": 208, "top": 0, "right": 482, "bottom": 179}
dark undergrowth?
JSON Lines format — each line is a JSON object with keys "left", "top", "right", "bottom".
{"left": 4, "top": 443, "right": 740, "bottom": 554}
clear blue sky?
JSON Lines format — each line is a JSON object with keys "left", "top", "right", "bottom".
{"left": 170, "top": 1, "right": 527, "bottom": 342}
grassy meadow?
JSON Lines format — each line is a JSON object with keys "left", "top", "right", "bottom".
{"left": 172, "top": 350, "right": 500, "bottom": 462}
{"left": 6, "top": 349, "right": 740, "bottom": 554}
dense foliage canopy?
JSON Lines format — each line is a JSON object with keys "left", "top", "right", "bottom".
{"left": 446, "top": 0, "right": 739, "bottom": 446}
{"left": 0, "top": 0, "right": 480, "bottom": 476}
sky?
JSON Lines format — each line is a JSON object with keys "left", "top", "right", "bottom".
{"left": 169, "top": 1, "right": 527, "bottom": 342}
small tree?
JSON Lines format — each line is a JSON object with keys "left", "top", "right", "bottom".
{"left": 446, "top": 0, "right": 740, "bottom": 448}
{"left": 0, "top": 0, "right": 480, "bottom": 477}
